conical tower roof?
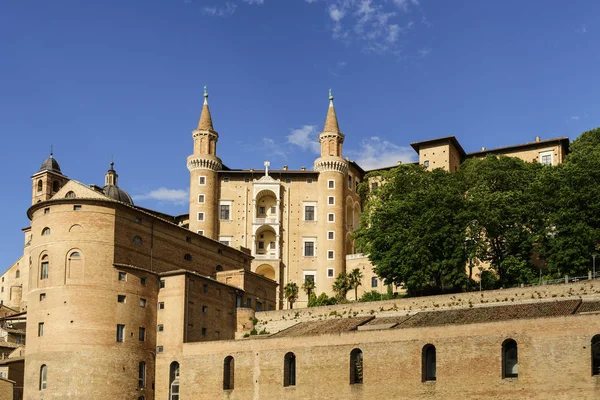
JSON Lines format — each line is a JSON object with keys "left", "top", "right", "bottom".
{"left": 323, "top": 89, "right": 340, "bottom": 133}
{"left": 197, "top": 87, "right": 215, "bottom": 131}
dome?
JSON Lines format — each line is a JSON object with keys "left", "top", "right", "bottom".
{"left": 39, "top": 154, "right": 61, "bottom": 173}
{"left": 102, "top": 185, "right": 134, "bottom": 205}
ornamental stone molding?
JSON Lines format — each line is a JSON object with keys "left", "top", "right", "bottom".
{"left": 192, "top": 130, "right": 219, "bottom": 141}
{"left": 319, "top": 132, "right": 345, "bottom": 143}
{"left": 187, "top": 157, "right": 222, "bottom": 171}
{"left": 314, "top": 158, "right": 348, "bottom": 174}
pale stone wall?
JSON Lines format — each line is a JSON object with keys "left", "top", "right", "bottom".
{"left": 0, "top": 377, "right": 14, "bottom": 400}
{"left": 467, "top": 142, "right": 566, "bottom": 166}
{"left": 0, "top": 256, "right": 26, "bottom": 312}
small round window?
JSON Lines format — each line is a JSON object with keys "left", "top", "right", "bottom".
{"left": 133, "top": 236, "right": 143, "bottom": 245}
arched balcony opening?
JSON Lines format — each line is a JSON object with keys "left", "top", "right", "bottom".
{"left": 253, "top": 225, "right": 279, "bottom": 260}
{"left": 256, "top": 264, "right": 276, "bottom": 281}
{"left": 255, "top": 190, "right": 279, "bottom": 224}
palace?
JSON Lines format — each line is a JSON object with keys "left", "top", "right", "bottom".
{"left": 0, "top": 91, "right": 577, "bottom": 399}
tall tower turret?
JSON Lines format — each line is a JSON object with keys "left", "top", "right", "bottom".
{"left": 31, "top": 149, "right": 69, "bottom": 204}
{"left": 187, "top": 87, "right": 222, "bottom": 239}
{"left": 314, "top": 90, "right": 348, "bottom": 296}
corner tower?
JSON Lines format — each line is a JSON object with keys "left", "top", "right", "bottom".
{"left": 187, "top": 87, "right": 222, "bottom": 239}
{"left": 314, "top": 90, "right": 348, "bottom": 296}
{"left": 31, "top": 150, "right": 69, "bottom": 204}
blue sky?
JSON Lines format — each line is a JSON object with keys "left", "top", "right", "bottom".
{"left": 1, "top": 0, "right": 599, "bottom": 271}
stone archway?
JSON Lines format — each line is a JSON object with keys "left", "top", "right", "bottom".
{"left": 256, "top": 264, "right": 276, "bottom": 281}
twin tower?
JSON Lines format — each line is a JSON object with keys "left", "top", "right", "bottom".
{"left": 185, "top": 89, "right": 364, "bottom": 306}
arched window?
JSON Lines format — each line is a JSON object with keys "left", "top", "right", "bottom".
{"left": 133, "top": 236, "right": 143, "bottom": 245}
{"left": 502, "top": 339, "right": 518, "bottom": 378}
{"left": 184, "top": 254, "right": 192, "bottom": 261}
{"left": 216, "top": 265, "right": 223, "bottom": 272}
{"left": 169, "top": 361, "right": 180, "bottom": 400}
{"left": 422, "top": 344, "right": 436, "bottom": 382}
{"left": 15, "top": 270, "right": 20, "bottom": 278}
{"left": 41, "top": 227, "right": 51, "bottom": 236}
{"left": 52, "top": 181, "right": 59, "bottom": 193}
{"left": 69, "top": 252, "right": 80, "bottom": 259}
{"left": 223, "top": 356, "right": 235, "bottom": 390}
{"left": 284, "top": 352, "right": 296, "bottom": 387}
{"left": 65, "top": 191, "right": 76, "bottom": 199}
{"left": 39, "top": 364, "right": 47, "bottom": 390}
{"left": 66, "top": 250, "right": 83, "bottom": 281}
{"left": 592, "top": 335, "right": 600, "bottom": 376}
{"left": 349, "top": 348, "right": 363, "bottom": 384}
{"left": 37, "top": 180, "right": 43, "bottom": 194}
{"left": 40, "top": 255, "right": 49, "bottom": 280}
{"left": 138, "top": 361, "right": 146, "bottom": 388}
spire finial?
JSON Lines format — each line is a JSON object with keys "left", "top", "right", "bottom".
{"left": 204, "top": 85, "right": 208, "bottom": 99}
{"left": 50, "top": 144, "right": 54, "bottom": 157}
{"left": 264, "top": 160, "right": 270, "bottom": 177}
{"left": 110, "top": 155, "right": 115, "bottom": 171}
{"left": 329, "top": 88, "right": 333, "bottom": 101}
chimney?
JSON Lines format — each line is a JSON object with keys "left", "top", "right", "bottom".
{"left": 481, "top": 147, "right": 486, "bottom": 151}
{"left": 535, "top": 136, "right": 541, "bottom": 142}
{"left": 301, "top": 166, "right": 306, "bottom": 171}
{"left": 283, "top": 165, "right": 288, "bottom": 171}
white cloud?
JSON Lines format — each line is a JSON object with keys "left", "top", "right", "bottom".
{"left": 287, "top": 125, "right": 321, "bottom": 154}
{"left": 133, "top": 188, "right": 189, "bottom": 205}
{"left": 387, "top": 24, "right": 400, "bottom": 43}
{"left": 571, "top": 116, "right": 580, "bottom": 120}
{"left": 329, "top": 4, "right": 345, "bottom": 21}
{"left": 204, "top": 2, "right": 237, "bottom": 17}
{"left": 263, "top": 137, "right": 288, "bottom": 158}
{"left": 347, "top": 136, "right": 416, "bottom": 170}
{"left": 243, "top": 0, "right": 264, "bottom": 4}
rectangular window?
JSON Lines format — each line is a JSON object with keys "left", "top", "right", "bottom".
{"left": 203, "top": 284, "right": 208, "bottom": 294}
{"left": 220, "top": 205, "right": 230, "bottom": 220}
{"left": 156, "top": 345, "right": 164, "bottom": 353}
{"left": 285, "top": 178, "right": 291, "bottom": 184}
{"left": 216, "top": 331, "right": 220, "bottom": 339}
{"left": 73, "top": 205, "right": 82, "bottom": 211}
{"left": 328, "top": 250, "right": 335, "bottom": 260}
{"left": 270, "top": 206, "right": 276, "bottom": 214}
{"left": 197, "top": 212, "right": 205, "bottom": 221}
{"left": 246, "top": 298, "right": 252, "bottom": 308}
{"left": 259, "top": 206, "right": 266, "bottom": 214}
{"left": 220, "top": 240, "right": 230, "bottom": 246}
{"left": 540, "top": 151, "right": 553, "bottom": 165}
{"left": 202, "top": 305, "right": 208, "bottom": 313}
{"left": 159, "top": 279, "right": 165, "bottom": 288}
{"left": 307, "top": 178, "right": 313, "bottom": 184}
{"left": 116, "top": 324, "right": 125, "bottom": 342}
{"left": 139, "top": 327, "right": 146, "bottom": 342}
{"left": 140, "top": 298, "right": 147, "bottom": 307}
{"left": 269, "top": 241, "right": 276, "bottom": 250}
{"left": 118, "top": 272, "right": 127, "bottom": 281}
{"left": 328, "top": 196, "right": 335, "bottom": 205}
{"left": 304, "top": 206, "right": 315, "bottom": 221}
{"left": 371, "top": 182, "right": 378, "bottom": 190}
{"left": 40, "top": 262, "right": 49, "bottom": 280}
{"left": 44, "top": 208, "right": 50, "bottom": 214}
{"left": 371, "top": 277, "right": 378, "bottom": 288}
{"left": 117, "top": 295, "right": 126, "bottom": 303}
{"left": 202, "top": 327, "right": 207, "bottom": 336}
{"left": 245, "top": 178, "right": 250, "bottom": 183}
{"left": 38, "top": 322, "right": 44, "bottom": 337}
{"left": 328, "top": 213, "right": 335, "bottom": 222}
{"left": 138, "top": 362, "right": 146, "bottom": 388}
{"left": 135, "top": 217, "right": 142, "bottom": 224}
{"left": 40, "top": 293, "right": 46, "bottom": 301}
{"left": 197, "top": 230, "right": 204, "bottom": 235}
{"left": 423, "top": 160, "right": 430, "bottom": 168}
{"left": 198, "top": 194, "right": 205, "bottom": 203}
{"left": 327, "top": 268, "right": 334, "bottom": 278}
{"left": 348, "top": 176, "right": 352, "bottom": 189}
{"left": 158, "top": 302, "right": 165, "bottom": 310}
{"left": 258, "top": 241, "right": 264, "bottom": 250}
{"left": 141, "top": 277, "right": 147, "bottom": 286}
{"left": 304, "top": 274, "right": 315, "bottom": 286}
{"left": 304, "top": 241, "right": 315, "bottom": 257}
{"left": 199, "top": 176, "right": 206, "bottom": 185}
{"left": 328, "top": 180, "right": 335, "bottom": 189}
{"left": 223, "top": 177, "right": 229, "bottom": 183}
{"left": 328, "top": 231, "right": 335, "bottom": 240}
{"left": 157, "top": 324, "right": 164, "bottom": 332}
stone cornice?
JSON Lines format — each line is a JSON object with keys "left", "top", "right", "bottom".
{"left": 314, "top": 158, "right": 348, "bottom": 174}
{"left": 319, "top": 131, "right": 345, "bottom": 143}
{"left": 187, "top": 157, "right": 223, "bottom": 171}
{"left": 192, "top": 129, "right": 219, "bottom": 141}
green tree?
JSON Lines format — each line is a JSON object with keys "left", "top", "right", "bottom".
{"left": 356, "top": 164, "right": 469, "bottom": 295}
{"left": 301, "top": 279, "right": 315, "bottom": 298}
{"left": 537, "top": 128, "right": 600, "bottom": 277}
{"left": 332, "top": 272, "right": 350, "bottom": 300}
{"left": 348, "top": 268, "right": 363, "bottom": 300}
{"left": 283, "top": 282, "right": 299, "bottom": 310}
{"left": 459, "top": 156, "right": 542, "bottom": 287}
{"left": 308, "top": 292, "right": 337, "bottom": 307}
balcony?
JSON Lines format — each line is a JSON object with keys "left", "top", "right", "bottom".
{"left": 253, "top": 217, "right": 279, "bottom": 225}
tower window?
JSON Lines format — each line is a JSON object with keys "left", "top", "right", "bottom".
{"left": 223, "top": 356, "right": 235, "bottom": 390}
{"left": 139, "top": 327, "right": 146, "bottom": 342}
{"left": 304, "top": 241, "right": 315, "bottom": 257}
{"left": 52, "top": 181, "right": 59, "bottom": 192}
{"left": 348, "top": 176, "right": 352, "bottom": 189}
{"left": 170, "top": 362, "right": 180, "bottom": 400}
{"left": 16, "top": 269, "right": 20, "bottom": 278}
{"left": 37, "top": 180, "right": 43, "bottom": 194}
{"left": 39, "top": 364, "right": 47, "bottom": 390}
{"left": 422, "top": 344, "right": 436, "bottom": 382}
{"left": 40, "top": 256, "right": 49, "bottom": 280}
{"left": 502, "top": 339, "right": 518, "bottom": 378}
{"left": 306, "top": 179, "right": 313, "bottom": 184}
{"left": 41, "top": 227, "right": 51, "bottom": 236}
{"left": 327, "top": 250, "right": 334, "bottom": 260}
{"left": 140, "top": 298, "right": 147, "bottom": 307}
{"left": 199, "top": 176, "right": 206, "bottom": 185}
{"left": 304, "top": 206, "right": 315, "bottom": 221}
{"left": 44, "top": 208, "right": 50, "bottom": 214}
{"left": 197, "top": 212, "right": 205, "bottom": 221}
{"left": 592, "top": 335, "right": 600, "bottom": 375}
{"left": 158, "top": 302, "right": 165, "bottom": 310}
{"left": 117, "top": 295, "right": 126, "bottom": 303}
{"left": 158, "top": 324, "right": 164, "bottom": 332}
{"left": 184, "top": 253, "right": 192, "bottom": 261}
{"left": 284, "top": 352, "right": 296, "bottom": 387}
{"left": 220, "top": 205, "right": 230, "bottom": 220}
{"left": 328, "top": 213, "right": 335, "bottom": 222}
{"left": 65, "top": 191, "right": 76, "bottom": 199}
{"left": 328, "top": 180, "right": 335, "bottom": 189}
{"left": 328, "top": 196, "right": 335, "bottom": 205}
{"left": 160, "top": 279, "right": 165, "bottom": 288}
{"left": 133, "top": 236, "right": 143, "bottom": 245}
{"left": 138, "top": 361, "right": 146, "bottom": 388}
{"left": 350, "top": 348, "right": 363, "bottom": 384}
{"left": 116, "top": 324, "right": 125, "bottom": 342}
{"left": 198, "top": 194, "right": 205, "bottom": 203}
{"left": 118, "top": 272, "right": 127, "bottom": 281}
{"left": 328, "top": 231, "right": 335, "bottom": 240}
{"left": 327, "top": 268, "right": 334, "bottom": 278}
{"left": 38, "top": 322, "right": 44, "bottom": 337}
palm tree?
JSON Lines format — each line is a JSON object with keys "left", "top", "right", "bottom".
{"left": 283, "top": 282, "right": 299, "bottom": 309}
{"left": 301, "top": 279, "right": 315, "bottom": 298}
{"left": 348, "top": 268, "right": 363, "bottom": 301}
{"left": 332, "top": 272, "right": 350, "bottom": 301}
